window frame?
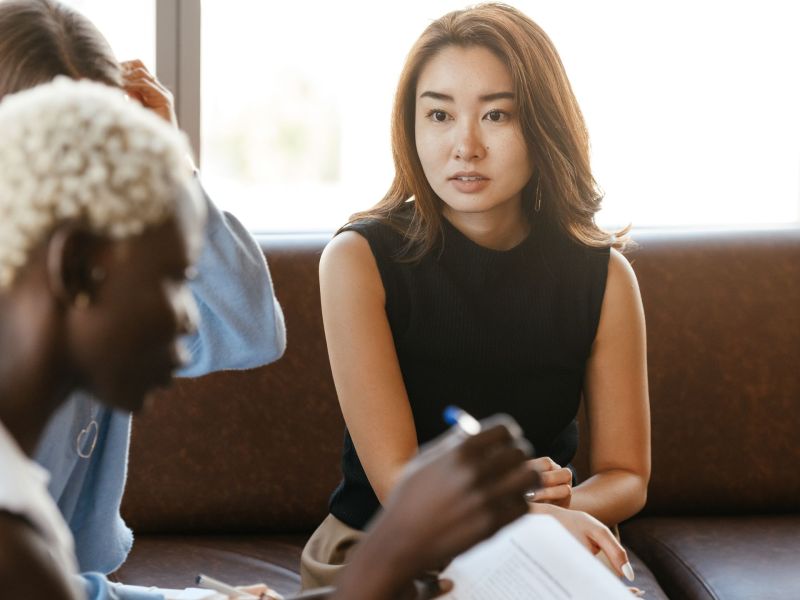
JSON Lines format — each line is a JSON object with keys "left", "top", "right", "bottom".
{"left": 156, "top": 0, "right": 202, "bottom": 162}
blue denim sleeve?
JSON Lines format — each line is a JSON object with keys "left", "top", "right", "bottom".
{"left": 82, "top": 572, "right": 165, "bottom": 600}
{"left": 178, "top": 182, "right": 286, "bottom": 377}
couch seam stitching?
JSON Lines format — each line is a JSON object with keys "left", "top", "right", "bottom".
{"left": 634, "top": 529, "right": 721, "bottom": 600}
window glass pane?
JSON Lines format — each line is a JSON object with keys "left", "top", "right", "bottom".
{"left": 201, "top": 1, "right": 800, "bottom": 232}
{"left": 60, "top": 1, "right": 156, "bottom": 73}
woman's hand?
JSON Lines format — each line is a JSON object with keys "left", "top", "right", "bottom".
{"left": 535, "top": 504, "right": 634, "bottom": 582}
{"left": 121, "top": 59, "right": 178, "bottom": 127}
{"left": 526, "top": 456, "right": 572, "bottom": 507}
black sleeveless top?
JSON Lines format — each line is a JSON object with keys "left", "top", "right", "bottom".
{"left": 329, "top": 212, "right": 610, "bottom": 530}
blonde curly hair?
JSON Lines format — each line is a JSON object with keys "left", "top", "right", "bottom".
{"left": 0, "top": 77, "right": 195, "bottom": 288}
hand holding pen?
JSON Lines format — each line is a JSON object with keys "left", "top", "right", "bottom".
{"left": 331, "top": 409, "right": 540, "bottom": 600}
{"left": 444, "top": 406, "right": 539, "bottom": 501}
{"left": 441, "top": 405, "right": 534, "bottom": 458}
{"left": 389, "top": 407, "right": 539, "bottom": 565}
{"left": 444, "top": 407, "right": 572, "bottom": 506}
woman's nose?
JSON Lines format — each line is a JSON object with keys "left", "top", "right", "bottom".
{"left": 454, "top": 122, "right": 486, "bottom": 161}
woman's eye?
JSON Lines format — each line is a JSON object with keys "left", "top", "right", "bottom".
{"left": 485, "top": 110, "right": 507, "bottom": 122}
{"left": 428, "top": 110, "right": 449, "bottom": 123}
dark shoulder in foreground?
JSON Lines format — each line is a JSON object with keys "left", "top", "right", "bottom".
{"left": 0, "top": 511, "right": 79, "bottom": 600}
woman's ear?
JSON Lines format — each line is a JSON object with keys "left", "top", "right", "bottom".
{"left": 46, "top": 224, "right": 106, "bottom": 308}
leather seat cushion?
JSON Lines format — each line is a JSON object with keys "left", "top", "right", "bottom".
{"left": 112, "top": 534, "right": 307, "bottom": 597}
{"left": 622, "top": 515, "right": 800, "bottom": 600}
{"left": 113, "top": 533, "right": 669, "bottom": 599}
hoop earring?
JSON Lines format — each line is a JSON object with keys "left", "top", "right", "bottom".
{"left": 534, "top": 180, "right": 543, "bottom": 213}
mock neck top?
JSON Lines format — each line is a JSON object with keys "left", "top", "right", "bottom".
{"left": 329, "top": 211, "right": 610, "bottom": 530}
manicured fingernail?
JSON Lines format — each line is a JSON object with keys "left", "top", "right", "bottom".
{"left": 622, "top": 561, "right": 635, "bottom": 582}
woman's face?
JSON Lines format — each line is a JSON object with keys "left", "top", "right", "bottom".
{"left": 414, "top": 45, "right": 533, "bottom": 223}
{"left": 70, "top": 189, "right": 204, "bottom": 412}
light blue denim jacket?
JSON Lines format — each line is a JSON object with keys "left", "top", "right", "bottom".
{"left": 34, "top": 186, "right": 286, "bottom": 600}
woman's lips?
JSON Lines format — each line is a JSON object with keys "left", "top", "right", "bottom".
{"left": 449, "top": 173, "right": 490, "bottom": 193}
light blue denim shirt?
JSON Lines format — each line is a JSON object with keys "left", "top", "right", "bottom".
{"left": 34, "top": 185, "right": 286, "bottom": 600}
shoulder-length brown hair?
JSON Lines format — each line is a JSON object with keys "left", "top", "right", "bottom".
{"left": 345, "top": 2, "right": 628, "bottom": 259}
{"left": 0, "top": 0, "right": 121, "bottom": 101}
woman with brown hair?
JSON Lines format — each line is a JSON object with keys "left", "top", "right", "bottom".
{"left": 303, "top": 2, "right": 650, "bottom": 587}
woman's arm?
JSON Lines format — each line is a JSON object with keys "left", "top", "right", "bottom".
{"left": 569, "top": 249, "right": 651, "bottom": 525}
{"left": 319, "top": 231, "right": 417, "bottom": 502}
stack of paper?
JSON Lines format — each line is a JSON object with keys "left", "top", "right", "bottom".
{"left": 440, "top": 515, "right": 633, "bottom": 599}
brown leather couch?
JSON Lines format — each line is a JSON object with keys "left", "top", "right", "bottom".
{"left": 114, "top": 228, "right": 800, "bottom": 599}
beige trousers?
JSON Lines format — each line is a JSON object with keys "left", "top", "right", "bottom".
{"left": 300, "top": 513, "right": 365, "bottom": 590}
{"left": 300, "top": 514, "right": 623, "bottom": 590}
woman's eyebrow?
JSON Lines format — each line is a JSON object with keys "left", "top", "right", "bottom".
{"left": 479, "top": 91, "right": 514, "bottom": 102}
{"left": 419, "top": 91, "right": 453, "bottom": 101}
{"left": 418, "top": 91, "right": 515, "bottom": 102}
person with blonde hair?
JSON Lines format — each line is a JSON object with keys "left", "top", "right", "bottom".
{"left": 0, "top": 1, "right": 286, "bottom": 598}
{"left": 303, "top": 2, "right": 650, "bottom": 587}
{"left": 0, "top": 76, "right": 206, "bottom": 600}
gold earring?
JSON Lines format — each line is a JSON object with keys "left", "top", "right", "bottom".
{"left": 534, "top": 180, "right": 543, "bottom": 212}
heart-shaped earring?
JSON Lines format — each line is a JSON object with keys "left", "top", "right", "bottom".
{"left": 76, "top": 419, "right": 99, "bottom": 458}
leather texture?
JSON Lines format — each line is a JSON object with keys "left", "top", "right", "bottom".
{"left": 631, "top": 228, "right": 799, "bottom": 516}
{"left": 627, "top": 549, "right": 672, "bottom": 600}
{"left": 622, "top": 516, "right": 800, "bottom": 600}
{"left": 114, "top": 534, "right": 669, "bottom": 599}
{"left": 112, "top": 534, "right": 306, "bottom": 596}
{"left": 122, "top": 234, "right": 344, "bottom": 534}
{"left": 575, "top": 227, "right": 800, "bottom": 516}
{"left": 118, "top": 227, "right": 800, "bottom": 599}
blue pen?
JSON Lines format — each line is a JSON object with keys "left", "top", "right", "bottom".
{"left": 444, "top": 405, "right": 537, "bottom": 501}
{"left": 443, "top": 405, "right": 481, "bottom": 435}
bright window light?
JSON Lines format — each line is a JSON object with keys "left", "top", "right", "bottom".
{"left": 59, "top": 2, "right": 800, "bottom": 232}
{"left": 60, "top": 0, "right": 155, "bottom": 72}
{"left": 200, "top": 1, "right": 800, "bottom": 232}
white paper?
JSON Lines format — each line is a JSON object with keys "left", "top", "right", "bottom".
{"left": 123, "top": 586, "right": 227, "bottom": 600}
{"left": 440, "top": 515, "right": 632, "bottom": 600}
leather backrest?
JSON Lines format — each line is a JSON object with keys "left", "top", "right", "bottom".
{"left": 123, "top": 228, "right": 800, "bottom": 533}
{"left": 123, "top": 235, "right": 343, "bottom": 533}
{"left": 622, "top": 228, "right": 799, "bottom": 516}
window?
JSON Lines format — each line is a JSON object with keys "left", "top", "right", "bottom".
{"left": 68, "top": 1, "right": 800, "bottom": 232}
